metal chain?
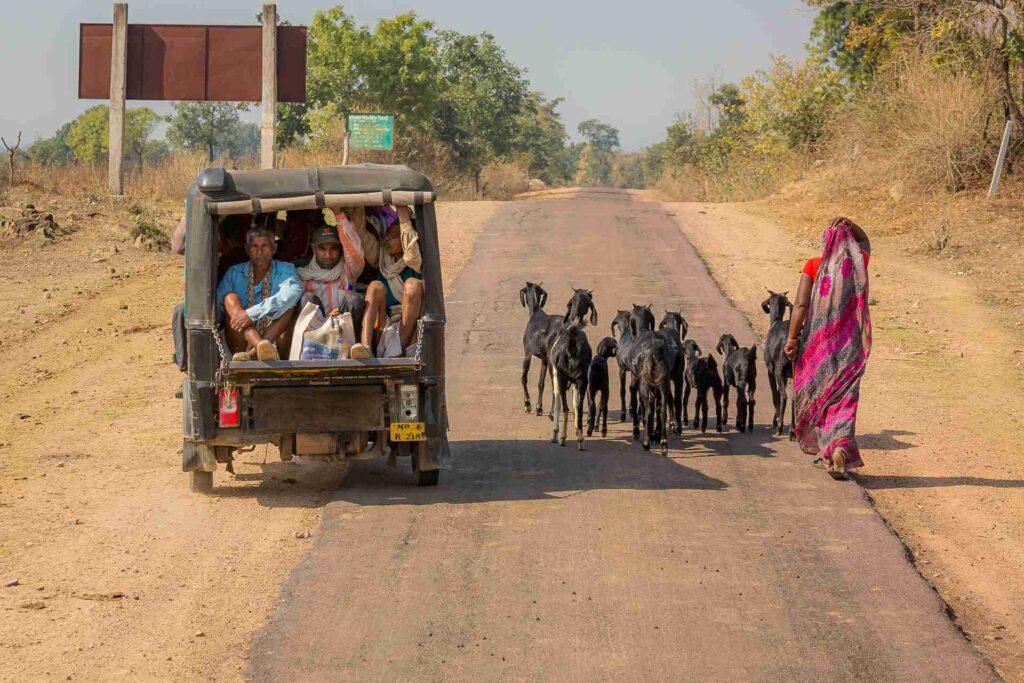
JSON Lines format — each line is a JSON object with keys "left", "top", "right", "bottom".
{"left": 413, "top": 317, "right": 425, "bottom": 366}
{"left": 212, "top": 327, "right": 229, "bottom": 368}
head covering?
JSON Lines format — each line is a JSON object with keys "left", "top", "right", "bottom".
{"left": 311, "top": 224, "right": 341, "bottom": 246}
{"left": 366, "top": 205, "right": 399, "bottom": 236}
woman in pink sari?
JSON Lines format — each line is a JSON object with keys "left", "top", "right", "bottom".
{"left": 784, "top": 217, "right": 872, "bottom": 480}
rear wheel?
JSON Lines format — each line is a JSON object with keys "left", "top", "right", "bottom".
{"left": 416, "top": 468, "right": 439, "bottom": 487}
{"left": 190, "top": 470, "right": 213, "bottom": 494}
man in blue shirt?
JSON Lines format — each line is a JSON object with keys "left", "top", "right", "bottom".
{"left": 216, "top": 226, "right": 302, "bottom": 361}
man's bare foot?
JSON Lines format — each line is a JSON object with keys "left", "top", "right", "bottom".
{"left": 256, "top": 340, "right": 279, "bottom": 361}
{"left": 350, "top": 343, "right": 371, "bottom": 360}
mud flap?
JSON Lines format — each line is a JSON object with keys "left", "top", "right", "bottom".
{"left": 182, "top": 441, "right": 218, "bottom": 473}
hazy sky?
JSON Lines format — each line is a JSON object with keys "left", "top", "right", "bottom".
{"left": 0, "top": 0, "right": 815, "bottom": 150}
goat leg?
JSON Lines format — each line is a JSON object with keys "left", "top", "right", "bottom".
{"left": 631, "top": 377, "right": 642, "bottom": 440}
{"left": 575, "top": 382, "right": 587, "bottom": 451}
{"left": 775, "top": 371, "right": 787, "bottom": 436}
{"left": 618, "top": 368, "right": 628, "bottom": 422}
{"left": 672, "top": 374, "right": 683, "bottom": 436}
{"left": 586, "top": 384, "right": 596, "bottom": 437}
{"left": 659, "top": 383, "right": 670, "bottom": 455}
{"left": 735, "top": 383, "right": 746, "bottom": 432}
{"left": 522, "top": 355, "right": 533, "bottom": 414}
{"left": 747, "top": 384, "right": 756, "bottom": 432}
{"left": 767, "top": 369, "right": 780, "bottom": 432}
{"left": 714, "top": 385, "right": 724, "bottom": 433}
{"left": 550, "top": 372, "right": 560, "bottom": 443}
{"left": 788, "top": 379, "right": 797, "bottom": 441}
{"left": 722, "top": 382, "right": 730, "bottom": 426}
{"left": 559, "top": 384, "right": 569, "bottom": 447}
{"left": 682, "top": 380, "right": 692, "bottom": 427}
{"left": 600, "top": 391, "right": 608, "bottom": 438}
{"left": 537, "top": 360, "right": 548, "bottom": 418}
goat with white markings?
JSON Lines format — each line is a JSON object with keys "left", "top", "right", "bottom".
{"left": 587, "top": 337, "right": 617, "bottom": 437}
{"left": 717, "top": 333, "right": 757, "bottom": 432}
{"left": 520, "top": 282, "right": 562, "bottom": 416}
{"left": 762, "top": 290, "right": 795, "bottom": 437}
{"left": 549, "top": 289, "right": 597, "bottom": 449}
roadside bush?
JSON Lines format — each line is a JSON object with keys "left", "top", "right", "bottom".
{"left": 825, "top": 51, "right": 998, "bottom": 194}
{"left": 479, "top": 160, "right": 529, "bottom": 199}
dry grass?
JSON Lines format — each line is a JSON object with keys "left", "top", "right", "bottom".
{"left": 480, "top": 160, "right": 529, "bottom": 200}
{"left": 825, "top": 51, "right": 998, "bottom": 196}
{"left": 655, "top": 152, "right": 810, "bottom": 202}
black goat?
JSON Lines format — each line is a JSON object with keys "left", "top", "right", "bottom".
{"left": 692, "top": 353, "right": 724, "bottom": 433}
{"left": 681, "top": 339, "right": 702, "bottom": 426}
{"left": 611, "top": 310, "right": 636, "bottom": 423}
{"left": 611, "top": 304, "right": 655, "bottom": 425}
{"left": 657, "top": 311, "right": 687, "bottom": 435}
{"left": 520, "top": 282, "right": 562, "bottom": 416}
{"left": 631, "top": 315, "right": 673, "bottom": 454}
{"left": 549, "top": 289, "right": 597, "bottom": 449}
{"left": 716, "top": 333, "right": 757, "bottom": 432}
{"left": 587, "top": 337, "right": 617, "bottom": 437}
{"left": 762, "top": 290, "right": 795, "bottom": 437}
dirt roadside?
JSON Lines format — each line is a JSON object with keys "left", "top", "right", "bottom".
{"left": 666, "top": 201, "right": 1024, "bottom": 681}
{"left": 0, "top": 198, "right": 500, "bottom": 682}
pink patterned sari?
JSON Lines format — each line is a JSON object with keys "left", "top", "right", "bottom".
{"left": 793, "top": 219, "right": 872, "bottom": 468}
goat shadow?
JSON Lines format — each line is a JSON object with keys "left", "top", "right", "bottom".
{"left": 855, "top": 474, "right": 1024, "bottom": 490}
{"left": 859, "top": 429, "right": 916, "bottom": 451}
{"left": 332, "top": 435, "right": 728, "bottom": 507}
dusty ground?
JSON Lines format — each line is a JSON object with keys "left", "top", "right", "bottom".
{"left": 665, "top": 201, "right": 1024, "bottom": 681}
{"left": 0, "top": 194, "right": 498, "bottom": 681}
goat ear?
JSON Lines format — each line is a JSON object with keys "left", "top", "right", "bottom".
{"left": 715, "top": 340, "right": 724, "bottom": 355}
{"left": 611, "top": 319, "right": 619, "bottom": 336}
{"left": 563, "top": 303, "right": 572, "bottom": 325}
{"left": 519, "top": 287, "right": 527, "bottom": 308}
{"left": 589, "top": 302, "right": 598, "bottom": 327}
{"left": 761, "top": 298, "right": 771, "bottom": 314}
{"left": 539, "top": 290, "right": 548, "bottom": 309}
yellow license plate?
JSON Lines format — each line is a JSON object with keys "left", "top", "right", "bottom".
{"left": 390, "top": 421, "right": 426, "bottom": 442}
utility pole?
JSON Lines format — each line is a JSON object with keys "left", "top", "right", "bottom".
{"left": 260, "top": 3, "right": 277, "bottom": 169}
{"left": 108, "top": 2, "right": 128, "bottom": 194}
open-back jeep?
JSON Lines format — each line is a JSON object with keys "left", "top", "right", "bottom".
{"left": 178, "top": 164, "right": 449, "bottom": 492}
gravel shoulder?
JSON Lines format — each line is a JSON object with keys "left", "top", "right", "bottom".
{"left": 666, "top": 201, "right": 1024, "bottom": 681}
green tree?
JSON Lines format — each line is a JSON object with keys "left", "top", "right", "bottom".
{"left": 806, "top": 1, "right": 888, "bottom": 88}
{"left": 166, "top": 102, "right": 251, "bottom": 162}
{"left": 28, "top": 123, "right": 74, "bottom": 167}
{"left": 434, "top": 30, "right": 530, "bottom": 189}
{"left": 514, "top": 93, "right": 571, "bottom": 184}
{"left": 575, "top": 119, "right": 619, "bottom": 186}
{"left": 65, "top": 105, "right": 161, "bottom": 165}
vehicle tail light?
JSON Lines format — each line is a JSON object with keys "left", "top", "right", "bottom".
{"left": 219, "top": 387, "right": 239, "bottom": 427}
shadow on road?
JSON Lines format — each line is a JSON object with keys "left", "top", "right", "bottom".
{"left": 860, "top": 429, "right": 917, "bottom": 451}
{"left": 332, "top": 435, "right": 729, "bottom": 507}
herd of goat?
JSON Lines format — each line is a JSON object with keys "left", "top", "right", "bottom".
{"left": 520, "top": 282, "right": 798, "bottom": 455}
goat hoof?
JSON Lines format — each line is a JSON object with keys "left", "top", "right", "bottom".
{"left": 789, "top": 431, "right": 797, "bottom": 442}
{"left": 524, "top": 402, "right": 531, "bottom": 414}
{"left": 642, "top": 441, "right": 651, "bottom": 451}
{"left": 586, "top": 428, "right": 594, "bottom": 437}
{"left": 578, "top": 440, "right": 585, "bottom": 451}
{"left": 601, "top": 429, "right": 607, "bottom": 438}
{"left": 716, "top": 426, "right": 723, "bottom": 433}
{"left": 660, "top": 442, "right": 668, "bottom": 456}
{"left": 558, "top": 437, "right": 566, "bottom": 447}
{"left": 535, "top": 406, "right": 543, "bottom": 417}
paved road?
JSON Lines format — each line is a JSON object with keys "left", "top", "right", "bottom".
{"left": 249, "top": 193, "right": 995, "bottom": 681}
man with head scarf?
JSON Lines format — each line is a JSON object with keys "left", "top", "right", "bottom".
{"left": 295, "top": 211, "right": 366, "bottom": 336}
{"left": 349, "top": 205, "right": 423, "bottom": 359}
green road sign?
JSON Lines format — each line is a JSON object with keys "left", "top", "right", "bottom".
{"left": 348, "top": 114, "right": 394, "bottom": 150}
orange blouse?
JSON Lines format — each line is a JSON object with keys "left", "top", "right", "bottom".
{"left": 801, "top": 253, "right": 869, "bottom": 281}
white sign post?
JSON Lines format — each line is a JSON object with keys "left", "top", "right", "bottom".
{"left": 988, "top": 119, "right": 1013, "bottom": 199}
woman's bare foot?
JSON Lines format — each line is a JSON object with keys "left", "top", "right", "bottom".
{"left": 828, "top": 448, "right": 849, "bottom": 480}
{"left": 350, "top": 343, "right": 371, "bottom": 360}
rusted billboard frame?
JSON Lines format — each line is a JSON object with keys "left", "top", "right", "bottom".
{"left": 81, "top": 4, "right": 306, "bottom": 193}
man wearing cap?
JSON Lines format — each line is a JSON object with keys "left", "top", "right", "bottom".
{"left": 295, "top": 211, "right": 366, "bottom": 333}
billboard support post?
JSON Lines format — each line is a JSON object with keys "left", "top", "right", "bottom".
{"left": 108, "top": 3, "right": 127, "bottom": 195}
{"left": 260, "top": 3, "right": 277, "bottom": 169}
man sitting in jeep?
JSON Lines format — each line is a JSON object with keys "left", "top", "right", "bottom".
{"left": 296, "top": 213, "right": 366, "bottom": 336}
{"left": 350, "top": 205, "right": 424, "bottom": 359}
{"left": 216, "top": 226, "right": 303, "bottom": 361}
